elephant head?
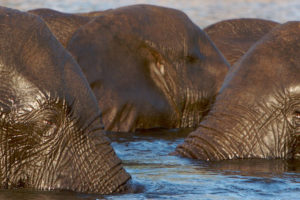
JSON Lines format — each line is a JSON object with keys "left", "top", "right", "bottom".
{"left": 176, "top": 22, "right": 300, "bottom": 160}
{"left": 67, "top": 4, "right": 229, "bottom": 132}
{"left": 204, "top": 18, "right": 279, "bottom": 66}
{"left": 0, "top": 7, "right": 130, "bottom": 193}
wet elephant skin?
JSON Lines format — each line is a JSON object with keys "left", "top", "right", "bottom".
{"left": 67, "top": 4, "right": 229, "bottom": 132}
{"left": 204, "top": 18, "right": 279, "bottom": 66}
{"left": 176, "top": 22, "right": 300, "bottom": 161}
{"left": 0, "top": 7, "right": 130, "bottom": 194}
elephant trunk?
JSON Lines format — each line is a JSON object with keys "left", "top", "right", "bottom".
{"left": 179, "top": 87, "right": 214, "bottom": 128}
{"left": 175, "top": 103, "right": 248, "bottom": 161}
{"left": 175, "top": 97, "right": 299, "bottom": 160}
{"left": 53, "top": 128, "right": 131, "bottom": 194}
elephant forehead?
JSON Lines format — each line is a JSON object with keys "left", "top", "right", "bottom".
{"left": 89, "top": 6, "right": 198, "bottom": 54}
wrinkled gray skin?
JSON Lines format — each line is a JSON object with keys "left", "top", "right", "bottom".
{"left": 204, "top": 18, "right": 279, "bottom": 66}
{"left": 176, "top": 22, "right": 300, "bottom": 161}
{"left": 0, "top": 7, "right": 130, "bottom": 193}
{"left": 67, "top": 4, "right": 229, "bottom": 132}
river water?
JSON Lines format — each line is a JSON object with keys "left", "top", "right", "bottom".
{"left": 0, "top": 0, "right": 300, "bottom": 199}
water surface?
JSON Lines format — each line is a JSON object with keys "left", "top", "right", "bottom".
{"left": 108, "top": 130, "right": 300, "bottom": 200}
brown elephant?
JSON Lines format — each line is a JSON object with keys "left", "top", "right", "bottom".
{"left": 67, "top": 4, "right": 229, "bottom": 132}
{"left": 175, "top": 21, "right": 300, "bottom": 161}
{"left": 0, "top": 6, "right": 130, "bottom": 193}
{"left": 204, "top": 18, "right": 279, "bottom": 66}
{"left": 28, "top": 8, "right": 97, "bottom": 47}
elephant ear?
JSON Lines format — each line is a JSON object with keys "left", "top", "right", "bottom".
{"left": 0, "top": 6, "right": 102, "bottom": 131}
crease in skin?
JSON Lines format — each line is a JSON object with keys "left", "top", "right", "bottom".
{"left": 109, "top": 103, "right": 136, "bottom": 131}
{"left": 149, "top": 60, "right": 181, "bottom": 124}
{"left": 150, "top": 63, "right": 169, "bottom": 96}
{"left": 180, "top": 87, "right": 213, "bottom": 128}
{"left": 149, "top": 54, "right": 207, "bottom": 129}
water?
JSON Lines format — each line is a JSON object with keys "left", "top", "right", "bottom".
{"left": 108, "top": 130, "right": 300, "bottom": 200}
{"left": 0, "top": 0, "right": 300, "bottom": 199}
{"left": 0, "top": 129, "right": 299, "bottom": 200}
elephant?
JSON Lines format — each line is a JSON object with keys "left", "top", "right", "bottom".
{"left": 175, "top": 21, "right": 300, "bottom": 161}
{"left": 0, "top": 7, "right": 130, "bottom": 193}
{"left": 75, "top": 10, "right": 105, "bottom": 17}
{"left": 67, "top": 4, "right": 230, "bottom": 132}
{"left": 204, "top": 18, "right": 279, "bottom": 66}
{"left": 28, "top": 8, "right": 97, "bottom": 47}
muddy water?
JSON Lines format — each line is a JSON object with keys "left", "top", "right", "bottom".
{"left": 0, "top": 0, "right": 300, "bottom": 199}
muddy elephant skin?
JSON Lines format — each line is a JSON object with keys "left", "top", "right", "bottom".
{"left": 204, "top": 18, "right": 279, "bottom": 66}
{"left": 176, "top": 22, "right": 300, "bottom": 161}
{"left": 0, "top": 7, "right": 130, "bottom": 193}
{"left": 67, "top": 4, "right": 229, "bottom": 132}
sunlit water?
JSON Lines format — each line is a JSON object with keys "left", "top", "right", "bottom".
{"left": 0, "top": 0, "right": 300, "bottom": 199}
